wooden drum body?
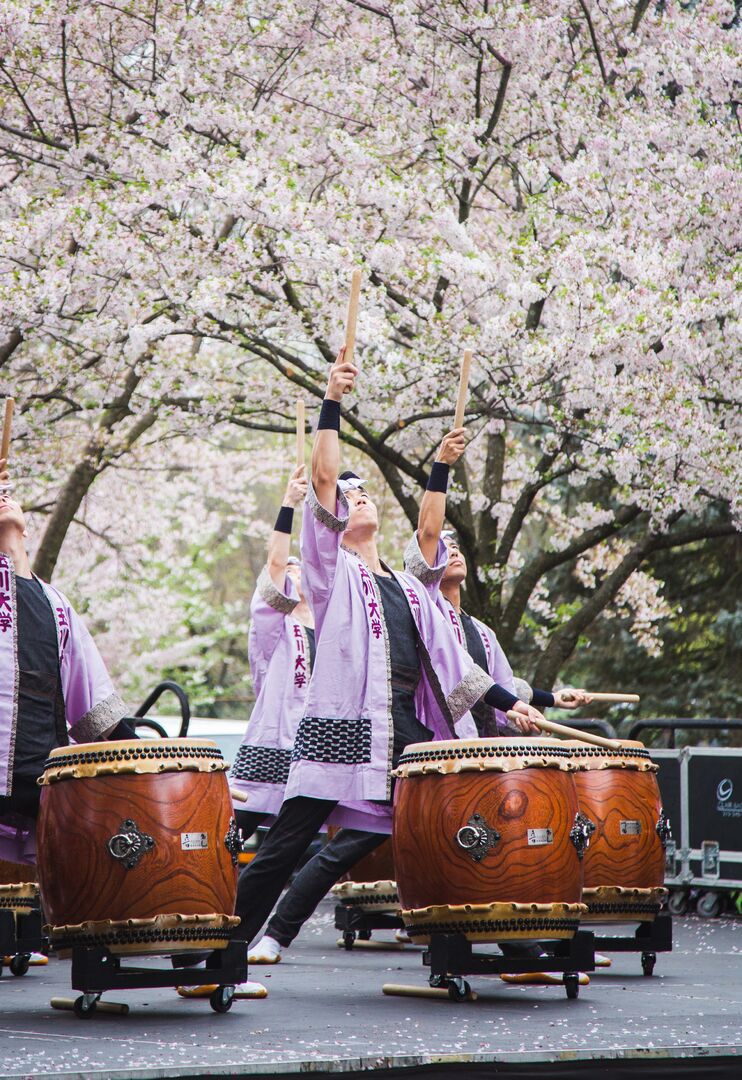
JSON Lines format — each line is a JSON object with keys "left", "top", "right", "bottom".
{"left": 569, "top": 741, "right": 670, "bottom": 922}
{"left": 392, "top": 739, "right": 588, "bottom": 942}
{"left": 37, "top": 740, "right": 240, "bottom": 954}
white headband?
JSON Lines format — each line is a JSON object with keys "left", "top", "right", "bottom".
{"left": 338, "top": 476, "right": 367, "bottom": 493}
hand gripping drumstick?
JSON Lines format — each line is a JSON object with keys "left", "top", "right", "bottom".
{"left": 1, "top": 398, "right": 14, "bottom": 466}
{"left": 453, "top": 350, "right": 472, "bottom": 428}
{"left": 296, "top": 398, "right": 305, "bottom": 467}
{"left": 344, "top": 268, "right": 362, "bottom": 368}
{"left": 507, "top": 711, "right": 625, "bottom": 751}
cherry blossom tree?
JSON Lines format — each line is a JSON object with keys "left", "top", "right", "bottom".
{"left": 0, "top": 0, "right": 739, "bottom": 691}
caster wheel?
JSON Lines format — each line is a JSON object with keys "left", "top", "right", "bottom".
{"left": 564, "top": 974, "right": 580, "bottom": 1000}
{"left": 343, "top": 931, "right": 356, "bottom": 951}
{"left": 696, "top": 891, "right": 723, "bottom": 918}
{"left": 73, "top": 995, "right": 98, "bottom": 1019}
{"left": 9, "top": 955, "right": 30, "bottom": 977}
{"left": 209, "top": 986, "right": 234, "bottom": 1014}
{"left": 447, "top": 978, "right": 471, "bottom": 1002}
{"left": 667, "top": 890, "right": 689, "bottom": 916}
{"left": 641, "top": 952, "right": 656, "bottom": 976}
{"left": 358, "top": 930, "right": 372, "bottom": 941}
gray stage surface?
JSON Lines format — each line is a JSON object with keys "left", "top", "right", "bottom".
{"left": 0, "top": 902, "right": 740, "bottom": 1079}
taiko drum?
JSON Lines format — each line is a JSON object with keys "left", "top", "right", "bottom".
{"left": 392, "top": 738, "right": 589, "bottom": 942}
{"left": 566, "top": 740, "right": 670, "bottom": 921}
{"left": 37, "top": 740, "right": 240, "bottom": 954}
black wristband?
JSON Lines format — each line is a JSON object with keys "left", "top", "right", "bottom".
{"left": 483, "top": 683, "right": 519, "bottom": 712}
{"left": 105, "top": 718, "right": 139, "bottom": 741}
{"left": 531, "top": 688, "right": 555, "bottom": 708}
{"left": 274, "top": 505, "right": 294, "bottom": 534}
{"left": 426, "top": 461, "right": 450, "bottom": 493}
{"left": 317, "top": 398, "right": 341, "bottom": 431}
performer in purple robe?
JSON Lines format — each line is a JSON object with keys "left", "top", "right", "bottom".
{"left": 0, "top": 480, "right": 132, "bottom": 865}
{"left": 232, "top": 349, "right": 544, "bottom": 960}
{"left": 230, "top": 465, "right": 315, "bottom": 836}
{"left": 404, "top": 428, "right": 592, "bottom": 732}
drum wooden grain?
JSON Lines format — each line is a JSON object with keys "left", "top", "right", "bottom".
{"left": 393, "top": 742, "right": 584, "bottom": 912}
{"left": 574, "top": 769, "right": 665, "bottom": 891}
{"left": 36, "top": 741, "right": 238, "bottom": 952}
{"left": 38, "top": 770, "right": 236, "bottom": 927}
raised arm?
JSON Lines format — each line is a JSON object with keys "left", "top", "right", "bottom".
{"left": 312, "top": 346, "right": 357, "bottom": 513}
{"left": 417, "top": 428, "right": 466, "bottom": 567}
{"left": 267, "top": 465, "right": 307, "bottom": 589}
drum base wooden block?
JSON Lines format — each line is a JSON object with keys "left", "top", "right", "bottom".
{"left": 331, "top": 879, "right": 401, "bottom": 915}
{"left": 582, "top": 886, "right": 668, "bottom": 923}
{"left": 48, "top": 912, "right": 240, "bottom": 957}
{"left": 402, "top": 901, "right": 587, "bottom": 944}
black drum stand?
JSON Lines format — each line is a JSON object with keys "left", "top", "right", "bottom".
{"left": 52, "top": 940, "right": 247, "bottom": 1017}
{"left": 334, "top": 901, "right": 405, "bottom": 950}
{"left": 589, "top": 913, "right": 672, "bottom": 976}
{"left": 420, "top": 930, "right": 596, "bottom": 1001}
{"left": 0, "top": 907, "right": 45, "bottom": 977}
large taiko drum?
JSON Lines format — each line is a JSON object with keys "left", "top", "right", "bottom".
{"left": 330, "top": 835, "right": 400, "bottom": 915}
{"left": 37, "top": 740, "right": 241, "bottom": 955}
{"left": 392, "top": 738, "right": 589, "bottom": 942}
{"left": 567, "top": 740, "right": 670, "bottom": 921}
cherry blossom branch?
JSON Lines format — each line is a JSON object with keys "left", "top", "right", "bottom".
{"left": 578, "top": 0, "right": 612, "bottom": 85}
{"left": 60, "top": 21, "right": 81, "bottom": 146}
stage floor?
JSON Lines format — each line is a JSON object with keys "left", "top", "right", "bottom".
{"left": 0, "top": 902, "right": 740, "bottom": 1079}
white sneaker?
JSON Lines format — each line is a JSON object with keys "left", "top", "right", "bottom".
{"left": 248, "top": 935, "right": 282, "bottom": 964}
{"left": 594, "top": 952, "right": 612, "bottom": 967}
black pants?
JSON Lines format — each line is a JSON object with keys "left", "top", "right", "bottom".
{"left": 234, "top": 796, "right": 340, "bottom": 944}
{"left": 265, "top": 826, "right": 387, "bottom": 947}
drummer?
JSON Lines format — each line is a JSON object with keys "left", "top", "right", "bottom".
{"left": 231, "top": 348, "right": 546, "bottom": 960}
{"left": 404, "top": 428, "right": 592, "bottom": 732}
{"left": 229, "top": 463, "right": 315, "bottom": 841}
{"left": 0, "top": 463, "right": 135, "bottom": 866}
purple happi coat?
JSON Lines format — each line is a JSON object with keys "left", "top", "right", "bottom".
{"left": 230, "top": 567, "right": 311, "bottom": 815}
{"left": 0, "top": 552, "right": 126, "bottom": 862}
{"left": 289, "top": 482, "right": 490, "bottom": 833}
{"left": 404, "top": 532, "right": 518, "bottom": 733}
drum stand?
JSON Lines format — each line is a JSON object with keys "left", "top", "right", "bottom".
{"left": 384, "top": 930, "right": 595, "bottom": 1001}
{"left": 588, "top": 913, "right": 672, "bottom": 975}
{"left": 0, "top": 907, "right": 45, "bottom": 977}
{"left": 334, "top": 901, "right": 406, "bottom": 950}
{"left": 52, "top": 940, "right": 247, "bottom": 1017}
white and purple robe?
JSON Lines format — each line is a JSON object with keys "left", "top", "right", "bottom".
{"left": 230, "top": 567, "right": 311, "bottom": 816}
{"left": 291, "top": 482, "right": 491, "bottom": 834}
{"left": 0, "top": 552, "right": 126, "bottom": 863}
{"left": 404, "top": 532, "right": 518, "bottom": 734}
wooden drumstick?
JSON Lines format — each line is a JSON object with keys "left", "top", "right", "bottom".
{"left": 507, "top": 711, "right": 624, "bottom": 751}
{"left": 229, "top": 786, "right": 249, "bottom": 803}
{"left": 584, "top": 692, "right": 640, "bottom": 704}
{"left": 344, "top": 268, "right": 362, "bottom": 367}
{"left": 382, "top": 983, "right": 478, "bottom": 1001}
{"left": 453, "top": 350, "right": 472, "bottom": 428}
{"left": 296, "top": 398, "right": 305, "bottom": 467}
{"left": 1, "top": 398, "right": 14, "bottom": 465}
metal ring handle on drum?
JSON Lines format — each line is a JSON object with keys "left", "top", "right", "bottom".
{"left": 455, "top": 812, "right": 500, "bottom": 863}
{"left": 107, "top": 819, "right": 155, "bottom": 870}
